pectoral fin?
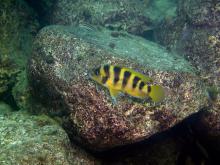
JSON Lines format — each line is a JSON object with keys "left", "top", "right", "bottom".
{"left": 109, "top": 88, "right": 120, "bottom": 104}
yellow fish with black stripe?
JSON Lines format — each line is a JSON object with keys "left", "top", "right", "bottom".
{"left": 91, "top": 65, "right": 165, "bottom": 103}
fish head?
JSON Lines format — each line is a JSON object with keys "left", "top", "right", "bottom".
{"left": 90, "top": 67, "right": 103, "bottom": 84}
{"left": 143, "top": 85, "right": 165, "bottom": 103}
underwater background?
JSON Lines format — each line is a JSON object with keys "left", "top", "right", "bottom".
{"left": 0, "top": 0, "right": 219, "bottom": 164}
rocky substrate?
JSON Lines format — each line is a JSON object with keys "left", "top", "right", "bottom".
{"left": 1, "top": 0, "right": 219, "bottom": 164}
{"left": 0, "top": 110, "right": 97, "bottom": 164}
{"left": 46, "top": 0, "right": 176, "bottom": 39}
{"left": 155, "top": 0, "right": 220, "bottom": 86}
{"left": 153, "top": 0, "right": 220, "bottom": 162}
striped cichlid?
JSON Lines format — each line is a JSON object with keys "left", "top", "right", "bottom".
{"left": 91, "top": 65, "right": 165, "bottom": 103}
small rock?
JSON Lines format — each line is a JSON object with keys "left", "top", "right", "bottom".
{"left": 0, "top": 102, "right": 13, "bottom": 114}
{"left": 0, "top": 112, "right": 97, "bottom": 164}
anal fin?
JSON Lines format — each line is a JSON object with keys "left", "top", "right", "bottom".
{"left": 109, "top": 88, "right": 120, "bottom": 104}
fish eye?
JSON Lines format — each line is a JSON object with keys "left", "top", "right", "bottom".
{"left": 94, "top": 68, "right": 100, "bottom": 76}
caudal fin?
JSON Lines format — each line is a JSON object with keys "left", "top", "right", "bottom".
{"left": 148, "top": 85, "right": 165, "bottom": 103}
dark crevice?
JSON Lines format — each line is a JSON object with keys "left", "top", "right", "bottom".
{"left": 142, "top": 29, "right": 155, "bottom": 42}
{"left": 24, "top": 0, "right": 57, "bottom": 26}
{"left": 1, "top": 92, "right": 19, "bottom": 111}
{"left": 0, "top": 70, "right": 20, "bottom": 111}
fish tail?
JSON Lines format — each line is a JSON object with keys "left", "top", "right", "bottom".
{"left": 148, "top": 85, "right": 165, "bottom": 103}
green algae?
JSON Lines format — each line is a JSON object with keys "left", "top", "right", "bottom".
{"left": 144, "top": 0, "right": 177, "bottom": 23}
{"left": 0, "top": 102, "right": 13, "bottom": 115}
{"left": 0, "top": 0, "right": 38, "bottom": 66}
{"left": 12, "top": 70, "right": 31, "bottom": 110}
{"left": 0, "top": 57, "right": 19, "bottom": 96}
{"left": 0, "top": 0, "right": 39, "bottom": 110}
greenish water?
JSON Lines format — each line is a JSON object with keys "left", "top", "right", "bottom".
{"left": 0, "top": 0, "right": 219, "bottom": 164}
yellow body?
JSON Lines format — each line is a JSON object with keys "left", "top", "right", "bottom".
{"left": 91, "top": 65, "right": 165, "bottom": 103}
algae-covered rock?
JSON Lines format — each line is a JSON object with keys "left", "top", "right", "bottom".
{"left": 28, "top": 25, "right": 207, "bottom": 151}
{"left": 0, "top": 102, "right": 13, "bottom": 114}
{"left": 0, "top": 58, "right": 18, "bottom": 96}
{"left": 12, "top": 70, "right": 31, "bottom": 110}
{"left": 0, "top": 0, "right": 39, "bottom": 110}
{"left": 154, "top": 8, "right": 220, "bottom": 148}
{"left": 48, "top": 0, "right": 176, "bottom": 38}
{"left": 177, "top": 0, "right": 220, "bottom": 27}
{"left": 0, "top": 0, "right": 38, "bottom": 66}
{"left": 157, "top": 23, "right": 220, "bottom": 77}
{"left": 155, "top": 0, "right": 220, "bottom": 85}
{"left": 154, "top": 0, "right": 220, "bottom": 161}
{"left": 0, "top": 111, "right": 97, "bottom": 164}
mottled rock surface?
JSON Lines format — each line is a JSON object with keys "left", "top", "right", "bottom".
{"left": 155, "top": 0, "right": 220, "bottom": 86}
{"left": 178, "top": 0, "right": 220, "bottom": 27}
{"left": 0, "top": 102, "right": 13, "bottom": 115}
{"left": 102, "top": 107, "right": 220, "bottom": 164}
{"left": 28, "top": 25, "right": 208, "bottom": 151}
{"left": 155, "top": 0, "right": 220, "bottom": 161}
{"left": 0, "top": 111, "right": 97, "bottom": 165}
{"left": 47, "top": 0, "right": 176, "bottom": 38}
{"left": 0, "top": 0, "right": 39, "bottom": 110}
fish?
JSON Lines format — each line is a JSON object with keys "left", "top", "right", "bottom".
{"left": 90, "top": 65, "right": 165, "bottom": 103}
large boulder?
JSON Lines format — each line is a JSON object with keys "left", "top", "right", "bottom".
{"left": 28, "top": 25, "right": 208, "bottom": 151}
{"left": 0, "top": 101, "right": 13, "bottom": 114}
{"left": 0, "top": 111, "right": 97, "bottom": 164}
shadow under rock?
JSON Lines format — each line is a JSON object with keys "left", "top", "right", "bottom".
{"left": 85, "top": 109, "right": 218, "bottom": 165}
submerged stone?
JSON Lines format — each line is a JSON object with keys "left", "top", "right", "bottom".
{"left": 47, "top": 0, "right": 176, "bottom": 38}
{"left": 0, "top": 0, "right": 39, "bottom": 110}
{"left": 0, "top": 102, "right": 13, "bottom": 115}
{"left": 155, "top": 0, "right": 220, "bottom": 108}
{"left": 178, "top": 0, "right": 220, "bottom": 27}
{"left": 141, "top": 0, "right": 220, "bottom": 162}
{"left": 0, "top": 112, "right": 97, "bottom": 164}
{"left": 28, "top": 25, "right": 207, "bottom": 151}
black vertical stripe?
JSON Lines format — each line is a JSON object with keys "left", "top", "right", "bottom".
{"left": 132, "top": 76, "right": 140, "bottom": 89}
{"left": 147, "top": 86, "right": 151, "bottom": 93}
{"left": 113, "top": 66, "right": 121, "bottom": 84}
{"left": 103, "top": 65, "right": 110, "bottom": 78}
{"left": 122, "top": 71, "right": 131, "bottom": 88}
{"left": 102, "top": 76, "right": 108, "bottom": 84}
{"left": 139, "top": 81, "right": 145, "bottom": 90}
{"left": 94, "top": 67, "right": 100, "bottom": 76}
